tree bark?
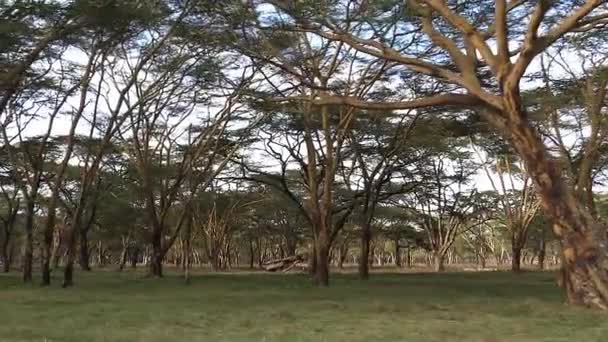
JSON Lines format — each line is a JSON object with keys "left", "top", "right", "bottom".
{"left": 150, "top": 230, "right": 164, "bottom": 277}
{"left": 249, "top": 239, "right": 255, "bottom": 269}
{"left": 313, "top": 227, "right": 330, "bottom": 287}
{"left": 1, "top": 245, "right": 9, "bottom": 273}
{"left": 539, "top": 234, "right": 546, "bottom": 271}
{"left": 51, "top": 229, "right": 62, "bottom": 270}
{"left": 63, "top": 208, "right": 83, "bottom": 288}
{"left": 394, "top": 239, "right": 401, "bottom": 267}
{"left": 338, "top": 243, "right": 348, "bottom": 269}
{"left": 79, "top": 231, "right": 91, "bottom": 271}
{"left": 97, "top": 241, "right": 103, "bottom": 267}
{"left": 22, "top": 200, "right": 35, "bottom": 283}
{"left": 308, "top": 243, "right": 317, "bottom": 275}
{"left": 1, "top": 235, "right": 9, "bottom": 273}
{"left": 512, "top": 246, "right": 522, "bottom": 272}
{"left": 359, "top": 225, "right": 371, "bottom": 280}
{"left": 433, "top": 252, "right": 445, "bottom": 272}
{"left": 130, "top": 247, "right": 139, "bottom": 269}
{"left": 502, "top": 87, "right": 608, "bottom": 309}
{"left": 119, "top": 245, "right": 128, "bottom": 271}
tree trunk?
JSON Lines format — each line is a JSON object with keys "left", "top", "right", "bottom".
{"left": 313, "top": 228, "right": 330, "bottom": 287}
{"left": 78, "top": 226, "right": 91, "bottom": 271}
{"left": 502, "top": 87, "right": 608, "bottom": 309}
{"left": 97, "top": 241, "right": 103, "bottom": 267}
{"left": 119, "top": 245, "right": 128, "bottom": 271}
{"left": 63, "top": 208, "right": 84, "bottom": 288}
{"left": 1, "top": 236, "right": 9, "bottom": 273}
{"left": 22, "top": 200, "right": 35, "bottom": 283}
{"left": 184, "top": 212, "right": 192, "bottom": 284}
{"left": 130, "top": 247, "right": 139, "bottom": 269}
{"left": 338, "top": 243, "right": 348, "bottom": 269}
{"left": 308, "top": 244, "right": 317, "bottom": 275}
{"left": 358, "top": 224, "right": 371, "bottom": 280}
{"left": 249, "top": 239, "right": 255, "bottom": 269}
{"left": 7, "top": 242, "right": 14, "bottom": 272}
{"left": 394, "top": 239, "right": 401, "bottom": 267}
{"left": 433, "top": 252, "right": 445, "bottom": 272}
{"left": 512, "top": 246, "right": 522, "bottom": 272}
{"left": 51, "top": 229, "right": 62, "bottom": 270}
{"left": 539, "top": 235, "right": 546, "bottom": 271}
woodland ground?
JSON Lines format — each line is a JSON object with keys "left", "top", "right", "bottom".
{"left": 0, "top": 269, "right": 607, "bottom": 342}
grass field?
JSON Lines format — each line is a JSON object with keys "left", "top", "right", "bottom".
{"left": 0, "top": 269, "right": 607, "bottom": 342}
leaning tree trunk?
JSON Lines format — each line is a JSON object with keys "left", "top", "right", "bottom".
{"left": 502, "top": 87, "right": 608, "bottom": 309}
{"left": 119, "top": 245, "right": 128, "bottom": 271}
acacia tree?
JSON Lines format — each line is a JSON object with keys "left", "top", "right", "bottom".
{"left": 346, "top": 111, "right": 422, "bottom": 279}
{"left": 411, "top": 148, "right": 487, "bottom": 271}
{"left": 478, "top": 153, "right": 540, "bottom": 272}
{"left": 237, "top": 21, "right": 403, "bottom": 285}
{"left": 255, "top": 0, "right": 608, "bottom": 308}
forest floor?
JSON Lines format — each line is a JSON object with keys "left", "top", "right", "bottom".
{"left": 0, "top": 269, "right": 607, "bottom": 342}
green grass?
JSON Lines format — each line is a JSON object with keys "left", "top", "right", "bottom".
{"left": 0, "top": 270, "right": 607, "bottom": 341}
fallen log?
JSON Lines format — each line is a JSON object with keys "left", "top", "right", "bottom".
{"left": 262, "top": 255, "right": 305, "bottom": 272}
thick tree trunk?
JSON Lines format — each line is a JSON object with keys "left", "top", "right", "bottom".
{"left": 22, "top": 200, "right": 35, "bottom": 283}
{"left": 512, "top": 246, "right": 522, "bottom": 272}
{"left": 358, "top": 224, "right": 371, "bottom": 280}
{"left": 433, "top": 252, "right": 445, "bottom": 272}
{"left": 1, "top": 237, "right": 9, "bottom": 273}
{"left": 79, "top": 231, "right": 91, "bottom": 271}
{"left": 130, "top": 247, "right": 139, "bottom": 269}
{"left": 308, "top": 244, "right": 317, "bottom": 275}
{"left": 1, "top": 246, "right": 9, "bottom": 273}
{"left": 150, "top": 244, "right": 163, "bottom": 277}
{"left": 501, "top": 88, "right": 608, "bottom": 309}
{"left": 313, "top": 229, "right": 330, "bottom": 287}
{"left": 150, "top": 253, "right": 163, "bottom": 277}
{"left": 41, "top": 254, "right": 51, "bottom": 286}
